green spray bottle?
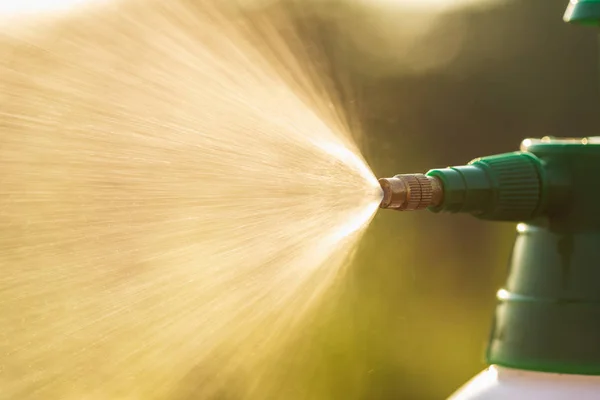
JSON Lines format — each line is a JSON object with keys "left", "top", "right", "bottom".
{"left": 378, "top": 4, "right": 600, "bottom": 396}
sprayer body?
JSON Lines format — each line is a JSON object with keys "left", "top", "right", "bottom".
{"left": 448, "top": 139, "right": 600, "bottom": 399}
{"left": 485, "top": 140, "right": 600, "bottom": 374}
{"left": 378, "top": 137, "right": 600, "bottom": 399}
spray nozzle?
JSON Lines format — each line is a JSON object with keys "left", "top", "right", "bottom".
{"left": 379, "top": 151, "right": 550, "bottom": 221}
{"left": 378, "top": 174, "right": 443, "bottom": 211}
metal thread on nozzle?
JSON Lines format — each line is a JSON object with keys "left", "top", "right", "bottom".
{"left": 378, "top": 174, "right": 443, "bottom": 211}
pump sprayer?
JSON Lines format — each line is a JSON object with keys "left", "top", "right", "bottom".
{"left": 379, "top": 136, "right": 600, "bottom": 376}
{"left": 379, "top": 139, "right": 600, "bottom": 398}
{"left": 375, "top": 3, "right": 600, "bottom": 398}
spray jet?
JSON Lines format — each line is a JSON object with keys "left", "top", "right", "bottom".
{"left": 374, "top": 3, "right": 600, "bottom": 398}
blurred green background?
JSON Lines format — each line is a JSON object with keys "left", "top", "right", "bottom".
{"left": 246, "top": 0, "right": 600, "bottom": 398}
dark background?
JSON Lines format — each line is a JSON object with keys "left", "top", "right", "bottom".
{"left": 253, "top": 0, "right": 600, "bottom": 398}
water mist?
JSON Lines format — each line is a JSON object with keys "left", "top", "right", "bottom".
{"left": 0, "top": 0, "right": 381, "bottom": 398}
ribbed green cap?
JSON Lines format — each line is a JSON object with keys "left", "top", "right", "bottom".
{"left": 564, "top": 0, "right": 600, "bottom": 26}
{"left": 426, "top": 152, "right": 545, "bottom": 221}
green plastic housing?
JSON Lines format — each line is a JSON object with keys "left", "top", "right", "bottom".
{"left": 564, "top": 0, "right": 600, "bottom": 25}
{"left": 426, "top": 138, "right": 600, "bottom": 375}
{"left": 488, "top": 139, "right": 600, "bottom": 375}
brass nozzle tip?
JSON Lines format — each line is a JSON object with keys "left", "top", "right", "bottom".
{"left": 378, "top": 174, "right": 442, "bottom": 211}
{"left": 378, "top": 177, "right": 407, "bottom": 209}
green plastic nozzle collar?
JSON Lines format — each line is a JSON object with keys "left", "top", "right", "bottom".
{"left": 425, "top": 152, "right": 546, "bottom": 221}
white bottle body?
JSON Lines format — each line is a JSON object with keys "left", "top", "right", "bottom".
{"left": 448, "top": 365, "right": 600, "bottom": 400}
